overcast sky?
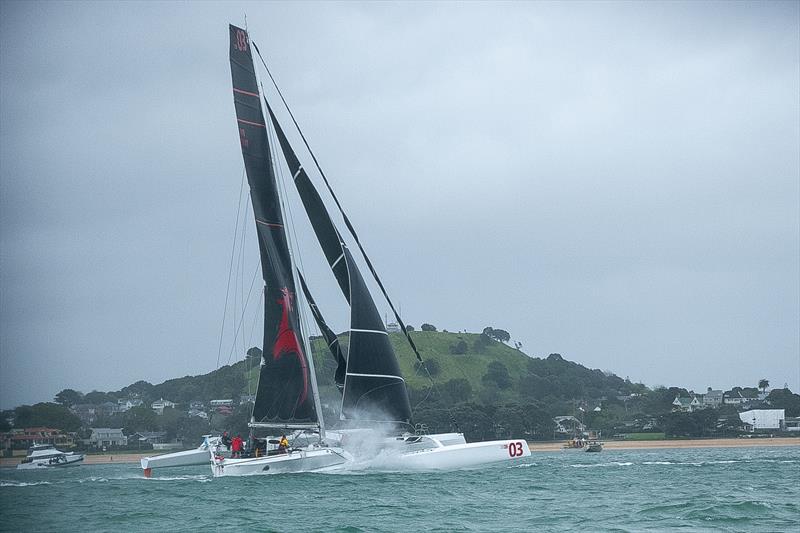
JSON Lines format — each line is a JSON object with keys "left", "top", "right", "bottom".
{"left": 1, "top": 1, "right": 798, "bottom": 409}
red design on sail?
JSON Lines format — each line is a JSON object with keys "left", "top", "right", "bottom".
{"left": 273, "top": 288, "right": 309, "bottom": 404}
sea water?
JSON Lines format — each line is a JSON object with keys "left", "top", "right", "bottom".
{"left": 1, "top": 445, "right": 798, "bottom": 532}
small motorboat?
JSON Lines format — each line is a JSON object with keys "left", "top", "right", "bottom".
{"left": 584, "top": 441, "right": 603, "bottom": 453}
{"left": 16, "top": 443, "right": 84, "bottom": 469}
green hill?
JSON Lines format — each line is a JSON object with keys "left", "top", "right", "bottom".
{"left": 308, "top": 330, "right": 533, "bottom": 403}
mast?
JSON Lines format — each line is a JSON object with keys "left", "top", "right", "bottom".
{"left": 228, "top": 24, "right": 319, "bottom": 430}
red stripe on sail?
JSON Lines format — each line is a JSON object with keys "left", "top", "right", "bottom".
{"left": 237, "top": 118, "right": 266, "bottom": 128}
{"left": 233, "top": 87, "right": 260, "bottom": 97}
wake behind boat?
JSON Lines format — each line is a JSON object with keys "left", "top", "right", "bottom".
{"left": 17, "top": 443, "right": 84, "bottom": 470}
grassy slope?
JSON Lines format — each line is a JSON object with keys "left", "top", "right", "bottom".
{"left": 244, "top": 330, "right": 531, "bottom": 400}
{"left": 306, "top": 330, "right": 530, "bottom": 395}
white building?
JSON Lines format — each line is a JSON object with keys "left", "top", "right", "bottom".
{"left": 738, "top": 409, "right": 785, "bottom": 431}
{"left": 723, "top": 391, "right": 748, "bottom": 405}
{"left": 702, "top": 389, "right": 723, "bottom": 408}
{"left": 151, "top": 398, "right": 176, "bottom": 415}
{"left": 210, "top": 399, "right": 234, "bottom": 407}
{"left": 673, "top": 396, "right": 701, "bottom": 412}
{"left": 88, "top": 428, "right": 127, "bottom": 448}
{"left": 117, "top": 398, "right": 143, "bottom": 412}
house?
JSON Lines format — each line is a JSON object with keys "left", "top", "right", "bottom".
{"left": 151, "top": 398, "right": 176, "bottom": 415}
{"left": 672, "top": 396, "right": 701, "bottom": 412}
{"left": 117, "top": 398, "right": 144, "bottom": 412}
{"left": 386, "top": 321, "right": 401, "bottom": 333}
{"left": 553, "top": 416, "right": 585, "bottom": 435}
{"left": 130, "top": 431, "right": 168, "bottom": 445}
{"left": 785, "top": 417, "right": 800, "bottom": 432}
{"left": 1, "top": 427, "right": 76, "bottom": 450}
{"left": 98, "top": 401, "right": 120, "bottom": 416}
{"left": 88, "top": 428, "right": 127, "bottom": 448}
{"left": 188, "top": 409, "right": 208, "bottom": 419}
{"left": 189, "top": 400, "right": 205, "bottom": 410}
{"left": 738, "top": 409, "right": 785, "bottom": 431}
{"left": 71, "top": 404, "right": 98, "bottom": 425}
{"left": 210, "top": 399, "right": 234, "bottom": 407}
{"left": 723, "top": 391, "right": 748, "bottom": 405}
{"left": 703, "top": 389, "right": 724, "bottom": 408}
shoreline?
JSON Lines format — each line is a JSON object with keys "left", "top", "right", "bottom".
{"left": 1, "top": 437, "right": 797, "bottom": 468}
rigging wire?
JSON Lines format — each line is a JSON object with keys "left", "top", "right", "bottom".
{"left": 252, "top": 42, "right": 423, "bottom": 366}
{"left": 216, "top": 168, "right": 247, "bottom": 371}
{"left": 239, "top": 197, "right": 250, "bottom": 361}
{"left": 244, "top": 288, "right": 264, "bottom": 399}
{"left": 252, "top": 43, "right": 459, "bottom": 431}
{"left": 224, "top": 262, "right": 261, "bottom": 366}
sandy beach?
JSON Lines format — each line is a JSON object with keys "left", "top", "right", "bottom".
{"left": 1, "top": 437, "right": 797, "bottom": 467}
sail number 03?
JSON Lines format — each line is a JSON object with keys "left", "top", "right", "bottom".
{"left": 507, "top": 441, "right": 524, "bottom": 457}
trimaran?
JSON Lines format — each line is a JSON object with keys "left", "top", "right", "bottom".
{"left": 142, "top": 24, "right": 530, "bottom": 477}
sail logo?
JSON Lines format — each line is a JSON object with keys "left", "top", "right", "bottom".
{"left": 274, "top": 288, "right": 309, "bottom": 405}
{"left": 234, "top": 29, "right": 248, "bottom": 52}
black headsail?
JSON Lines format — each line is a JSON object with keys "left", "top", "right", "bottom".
{"left": 266, "top": 105, "right": 412, "bottom": 427}
{"left": 228, "top": 25, "right": 317, "bottom": 426}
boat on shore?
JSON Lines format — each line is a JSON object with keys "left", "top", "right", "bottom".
{"left": 16, "top": 443, "right": 84, "bottom": 470}
{"left": 584, "top": 441, "right": 603, "bottom": 453}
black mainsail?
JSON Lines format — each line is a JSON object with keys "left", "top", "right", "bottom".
{"left": 228, "top": 25, "right": 318, "bottom": 426}
{"left": 266, "top": 105, "right": 412, "bottom": 426}
{"left": 298, "top": 271, "right": 346, "bottom": 391}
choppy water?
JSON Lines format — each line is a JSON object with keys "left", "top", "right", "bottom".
{"left": 1, "top": 445, "right": 798, "bottom": 532}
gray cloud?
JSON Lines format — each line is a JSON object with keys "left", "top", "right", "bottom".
{"left": 1, "top": 1, "right": 797, "bottom": 407}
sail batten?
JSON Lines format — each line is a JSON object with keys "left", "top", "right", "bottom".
{"left": 229, "top": 24, "right": 317, "bottom": 426}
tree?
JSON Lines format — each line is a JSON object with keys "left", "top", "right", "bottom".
{"left": 414, "top": 359, "right": 441, "bottom": 377}
{"left": 84, "top": 390, "right": 111, "bottom": 404}
{"left": 473, "top": 333, "right": 492, "bottom": 353}
{"left": 482, "top": 327, "right": 511, "bottom": 343}
{"left": 482, "top": 361, "right": 512, "bottom": 390}
{"left": 405, "top": 325, "right": 415, "bottom": 332}
{"left": 421, "top": 323, "right": 437, "bottom": 332}
{"left": 246, "top": 347, "right": 263, "bottom": 362}
{"left": 14, "top": 403, "right": 82, "bottom": 432}
{"left": 439, "top": 378, "right": 472, "bottom": 404}
{"left": 123, "top": 406, "right": 158, "bottom": 435}
{"left": 54, "top": 388, "right": 84, "bottom": 407}
{"left": 767, "top": 388, "right": 800, "bottom": 417}
{"left": 449, "top": 340, "right": 468, "bottom": 355}
{"left": 758, "top": 379, "right": 769, "bottom": 393}
{"left": 0, "top": 410, "right": 13, "bottom": 432}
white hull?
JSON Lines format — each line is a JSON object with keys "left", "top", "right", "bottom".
{"left": 141, "top": 448, "right": 214, "bottom": 470}
{"left": 17, "top": 453, "right": 84, "bottom": 470}
{"left": 331, "top": 431, "right": 531, "bottom": 471}
{"left": 141, "top": 436, "right": 221, "bottom": 475}
{"left": 211, "top": 446, "right": 351, "bottom": 477}
{"left": 373, "top": 434, "right": 531, "bottom": 470}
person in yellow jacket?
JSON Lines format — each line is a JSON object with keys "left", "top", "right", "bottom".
{"left": 278, "top": 435, "right": 289, "bottom": 453}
